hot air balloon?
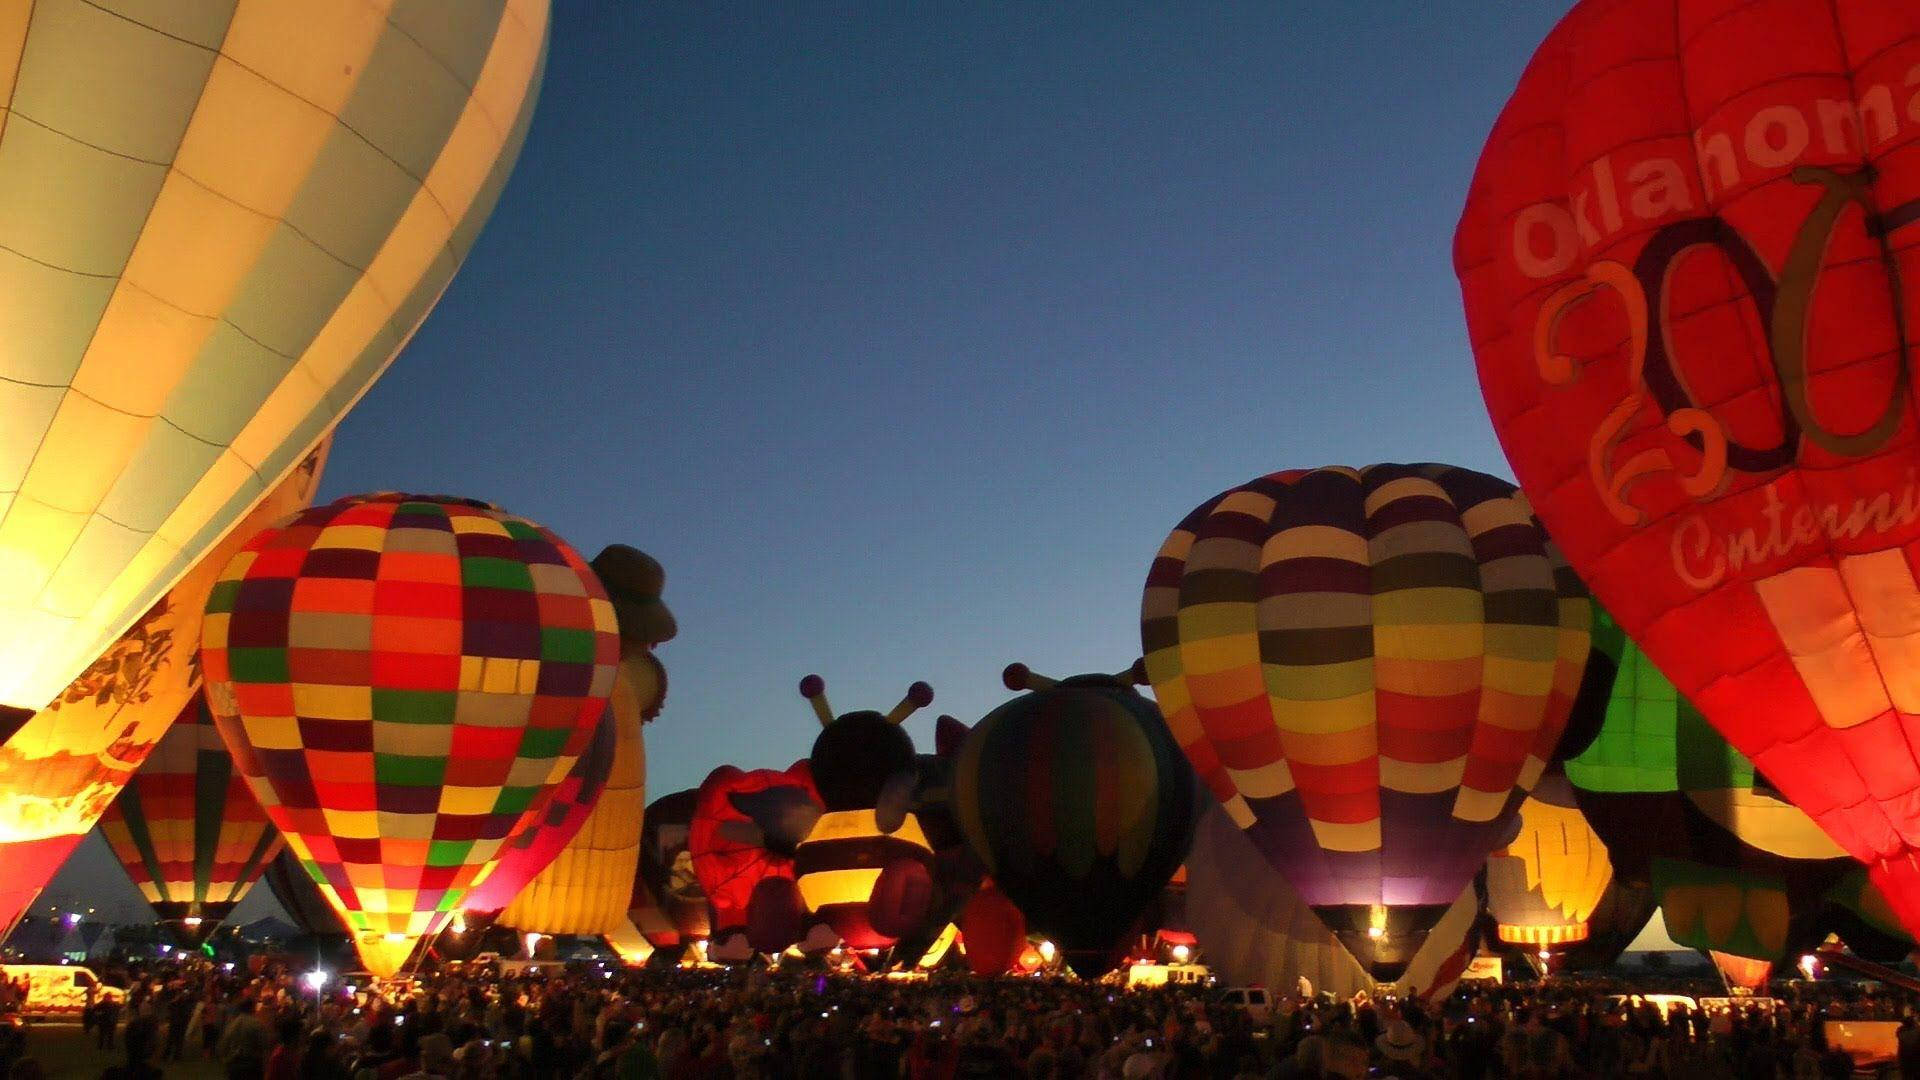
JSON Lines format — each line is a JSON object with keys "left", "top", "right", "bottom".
{"left": 0, "top": 440, "right": 329, "bottom": 937}
{"left": 501, "top": 547, "right": 675, "bottom": 938}
{"left": 0, "top": 2, "right": 549, "bottom": 724}
{"left": 1141, "top": 464, "right": 1590, "bottom": 978}
{"left": 1185, "top": 798, "right": 1480, "bottom": 1001}
{"left": 199, "top": 494, "right": 620, "bottom": 977}
{"left": 1456, "top": 0, "right": 1920, "bottom": 932}
{"left": 96, "top": 696, "right": 283, "bottom": 943}
{"left": 958, "top": 883, "right": 1027, "bottom": 976}
{"left": 1483, "top": 775, "right": 1614, "bottom": 955}
{"left": 953, "top": 663, "right": 1197, "bottom": 975}
{"left": 791, "top": 675, "right": 941, "bottom": 951}
{"left": 689, "top": 763, "right": 818, "bottom": 940}
{"left": 628, "top": 789, "right": 708, "bottom": 949}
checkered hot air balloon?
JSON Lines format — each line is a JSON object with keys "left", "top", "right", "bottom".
{"left": 96, "top": 696, "right": 284, "bottom": 944}
{"left": 1140, "top": 463, "right": 1592, "bottom": 979}
{"left": 199, "top": 493, "right": 619, "bottom": 977}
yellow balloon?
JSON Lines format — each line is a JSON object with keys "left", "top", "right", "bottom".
{"left": 0, "top": 0, "right": 549, "bottom": 713}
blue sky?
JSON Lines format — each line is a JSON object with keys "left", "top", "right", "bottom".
{"left": 48, "top": 2, "right": 1596, "bottom": 926}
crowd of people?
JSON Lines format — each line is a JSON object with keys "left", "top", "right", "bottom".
{"left": 0, "top": 956, "right": 1917, "bottom": 1079}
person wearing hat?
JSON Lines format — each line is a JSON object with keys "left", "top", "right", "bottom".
{"left": 1374, "top": 1018, "right": 1429, "bottom": 1077}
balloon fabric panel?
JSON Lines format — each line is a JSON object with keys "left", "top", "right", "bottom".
{"left": 200, "top": 494, "right": 619, "bottom": 976}
{"left": 0, "top": 1, "right": 549, "bottom": 713}
{"left": 1141, "top": 463, "right": 1589, "bottom": 973}
{"left": 1455, "top": 0, "right": 1920, "bottom": 930}
{"left": 96, "top": 696, "right": 282, "bottom": 934}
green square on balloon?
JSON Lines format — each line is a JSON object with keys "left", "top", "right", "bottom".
{"left": 374, "top": 753, "right": 444, "bottom": 787}
{"left": 518, "top": 726, "right": 570, "bottom": 759}
{"left": 427, "top": 840, "right": 472, "bottom": 867}
{"left": 226, "top": 647, "right": 289, "bottom": 684}
{"left": 492, "top": 786, "right": 536, "bottom": 816}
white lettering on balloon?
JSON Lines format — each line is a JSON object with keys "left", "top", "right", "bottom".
{"left": 1670, "top": 473, "right": 1920, "bottom": 590}
{"left": 1510, "top": 66, "right": 1920, "bottom": 279}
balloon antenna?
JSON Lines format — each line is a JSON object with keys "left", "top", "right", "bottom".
{"left": 1003, "top": 663, "right": 1057, "bottom": 692}
{"left": 799, "top": 674, "right": 834, "bottom": 727}
{"left": 885, "top": 682, "right": 935, "bottom": 724}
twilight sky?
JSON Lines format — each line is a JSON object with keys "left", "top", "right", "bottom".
{"left": 47, "top": 2, "right": 1624, "bottom": 931}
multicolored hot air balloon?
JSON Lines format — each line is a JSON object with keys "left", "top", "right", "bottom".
{"left": 0, "top": 2, "right": 549, "bottom": 721}
{"left": 1456, "top": 0, "right": 1920, "bottom": 932}
{"left": 791, "top": 675, "right": 940, "bottom": 952}
{"left": 953, "top": 664, "right": 1197, "bottom": 975}
{"left": 96, "top": 697, "right": 283, "bottom": 943}
{"left": 1185, "top": 799, "right": 1479, "bottom": 1001}
{"left": 1483, "top": 775, "right": 1614, "bottom": 953}
{"left": 1141, "top": 464, "right": 1590, "bottom": 978}
{"left": 501, "top": 547, "right": 675, "bottom": 940}
{"left": 0, "top": 441, "right": 328, "bottom": 937}
{"left": 200, "top": 494, "right": 620, "bottom": 977}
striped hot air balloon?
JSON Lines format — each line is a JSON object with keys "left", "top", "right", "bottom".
{"left": 199, "top": 493, "right": 620, "bottom": 978}
{"left": 96, "top": 696, "right": 282, "bottom": 943}
{"left": 1141, "top": 463, "right": 1591, "bottom": 979}
{"left": 952, "top": 664, "right": 1197, "bottom": 976}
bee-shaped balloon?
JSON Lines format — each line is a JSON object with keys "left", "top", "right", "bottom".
{"left": 789, "top": 675, "right": 939, "bottom": 950}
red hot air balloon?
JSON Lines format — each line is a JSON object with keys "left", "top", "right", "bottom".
{"left": 1455, "top": 0, "right": 1920, "bottom": 929}
{"left": 689, "top": 762, "right": 819, "bottom": 938}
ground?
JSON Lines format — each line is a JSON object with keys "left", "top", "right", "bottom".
{"left": 15, "top": 1022, "right": 221, "bottom": 1079}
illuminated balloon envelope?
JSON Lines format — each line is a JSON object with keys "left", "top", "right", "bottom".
{"left": 959, "top": 884, "right": 1026, "bottom": 976}
{"left": 0, "top": 440, "right": 328, "bottom": 937}
{"left": 1142, "top": 464, "right": 1591, "bottom": 978}
{"left": 200, "top": 493, "right": 620, "bottom": 977}
{"left": 0, "top": 1, "right": 549, "bottom": 718}
{"left": 96, "top": 696, "right": 284, "bottom": 943}
{"left": 690, "top": 763, "right": 817, "bottom": 936}
{"left": 1484, "top": 776, "right": 1613, "bottom": 951}
{"left": 1456, "top": 0, "right": 1920, "bottom": 933}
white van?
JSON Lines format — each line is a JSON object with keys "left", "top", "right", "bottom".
{"left": 0, "top": 964, "right": 124, "bottom": 1019}
{"left": 1218, "top": 986, "right": 1273, "bottom": 1022}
